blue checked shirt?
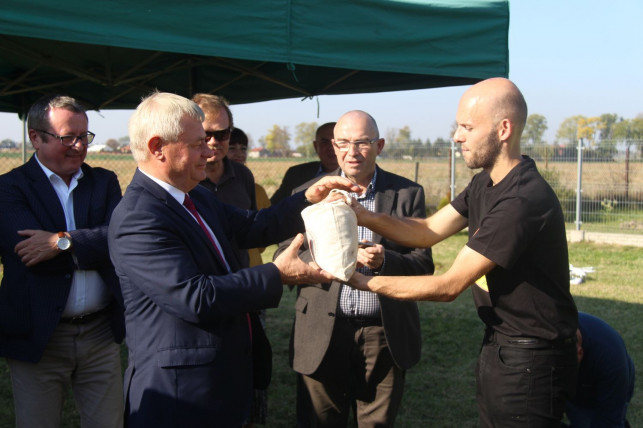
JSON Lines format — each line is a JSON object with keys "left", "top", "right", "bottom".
{"left": 337, "top": 169, "right": 382, "bottom": 319}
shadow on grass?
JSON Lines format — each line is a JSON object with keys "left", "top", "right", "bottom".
{"left": 0, "top": 288, "right": 639, "bottom": 427}
{"left": 265, "top": 288, "right": 642, "bottom": 427}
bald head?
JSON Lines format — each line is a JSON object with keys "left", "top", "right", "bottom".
{"left": 334, "top": 110, "right": 379, "bottom": 139}
{"left": 461, "top": 78, "right": 528, "bottom": 142}
{"left": 333, "top": 110, "right": 384, "bottom": 186}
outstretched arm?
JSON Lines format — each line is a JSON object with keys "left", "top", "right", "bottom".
{"left": 352, "top": 202, "right": 468, "bottom": 249}
{"left": 349, "top": 244, "right": 496, "bottom": 302}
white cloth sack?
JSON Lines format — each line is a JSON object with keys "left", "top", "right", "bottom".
{"left": 301, "top": 189, "right": 358, "bottom": 282}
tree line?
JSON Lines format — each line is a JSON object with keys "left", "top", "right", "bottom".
{"left": 254, "top": 113, "right": 643, "bottom": 160}
{"left": 2, "top": 113, "right": 641, "bottom": 160}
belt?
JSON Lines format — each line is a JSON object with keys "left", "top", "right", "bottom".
{"left": 60, "top": 305, "right": 111, "bottom": 325}
{"left": 337, "top": 316, "right": 382, "bottom": 327}
{"left": 485, "top": 329, "right": 576, "bottom": 350}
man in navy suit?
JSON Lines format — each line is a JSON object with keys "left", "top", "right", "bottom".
{"left": 0, "top": 95, "right": 125, "bottom": 428}
{"left": 108, "top": 92, "right": 357, "bottom": 428}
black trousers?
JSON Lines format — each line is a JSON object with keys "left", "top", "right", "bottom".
{"left": 476, "top": 329, "right": 578, "bottom": 427}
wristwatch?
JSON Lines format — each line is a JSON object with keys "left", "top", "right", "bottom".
{"left": 56, "top": 231, "right": 72, "bottom": 251}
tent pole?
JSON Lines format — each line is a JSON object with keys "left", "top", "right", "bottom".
{"left": 22, "top": 114, "right": 27, "bottom": 164}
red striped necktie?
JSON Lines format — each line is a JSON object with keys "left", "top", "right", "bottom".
{"left": 183, "top": 194, "right": 228, "bottom": 271}
{"left": 183, "top": 194, "right": 252, "bottom": 339}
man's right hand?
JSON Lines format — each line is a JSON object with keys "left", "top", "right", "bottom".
{"left": 273, "top": 233, "right": 337, "bottom": 285}
{"left": 14, "top": 229, "right": 61, "bottom": 267}
{"left": 304, "top": 176, "right": 361, "bottom": 204}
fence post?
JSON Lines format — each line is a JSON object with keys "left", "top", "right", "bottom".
{"left": 575, "top": 138, "right": 583, "bottom": 231}
{"left": 22, "top": 115, "right": 27, "bottom": 164}
{"left": 625, "top": 145, "right": 630, "bottom": 201}
{"left": 450, "top": 139, "right": 456, "bottom": 201}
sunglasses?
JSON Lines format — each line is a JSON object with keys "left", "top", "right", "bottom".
{"left": 204, "top": 128, "right": 232, "bottom": 142}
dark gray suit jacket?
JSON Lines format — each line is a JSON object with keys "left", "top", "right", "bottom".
{"left": 109, "top": 169, "right": 310, "bottom": 428}
{"left": 270, "top": 160, "right": 322, "bottom": 204}
{"left": 0, "top": 156, "right": 124, "bottom": 363}
{"left": 276, "top": 166, "right": 434, "bottom": 375}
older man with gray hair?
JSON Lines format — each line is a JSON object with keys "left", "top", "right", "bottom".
{"left": 108, "top": 92, "right": 358, "bottom": 428}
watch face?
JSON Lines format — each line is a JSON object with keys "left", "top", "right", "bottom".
{"left": 57, "top": 237, "right": 71, "bottom": 251}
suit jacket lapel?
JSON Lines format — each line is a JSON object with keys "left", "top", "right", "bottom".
{"left": 373, "top": 167, "right": 394, "bottom": 245}
{"left": 133, "top": 170, "right": 230, "bottom": 271}
{"left": 25, "top": 156, "right": 67, "bottom": 231}
{"left": 73, "top": 164, "right": 91, "bottom": 229}
{"left": 190, "top": 191, "right": 241, "bottom": 272}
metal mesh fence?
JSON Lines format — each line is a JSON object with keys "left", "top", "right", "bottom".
{"left": 1, "top": 141, "right": 641, "bottom": 235}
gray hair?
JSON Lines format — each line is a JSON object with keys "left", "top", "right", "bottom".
{"left": 27, "top": 94, "right": 87, "bottom": 131}
{"left": 128, "top": 92, "right": 205, "bottom": 162}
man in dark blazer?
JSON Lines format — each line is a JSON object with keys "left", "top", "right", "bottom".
{"left": 270, "top": 122, "right": 338, "bottom": 204}
{"left": 277, "top": 111, "right": 434, "bottom": 427}
{"left": 0, "top": 95, "right": 125, "bottom": 428}
{"left": 108, "top": 92, "right": 357, "bottom": 428}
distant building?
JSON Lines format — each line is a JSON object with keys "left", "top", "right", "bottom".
{"left": 249, "top": 147, "right": 269, "bottom": 158}
{"left": 87, "top": 144, "right": 116, "bottom": 153}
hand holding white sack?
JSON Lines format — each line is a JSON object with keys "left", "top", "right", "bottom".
{"left": 301, "top": 189, "right": 358, "bottom": 282}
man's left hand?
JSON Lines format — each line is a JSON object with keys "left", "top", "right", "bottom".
{"left": 357, "top": 244, "right": 384, "bottom": 271}
{"left": 304, "top": 176, "right": 361, "bottom": 204}
{"left": 14, "top": 229, "right": 61, "bottom": 267}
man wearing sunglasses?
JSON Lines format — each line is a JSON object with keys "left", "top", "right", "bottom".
{"left": 0, "top": 94, "right": 125, "bottom": 427}
{"left": 192, "top": 94, "right": 257, "bottom": 269}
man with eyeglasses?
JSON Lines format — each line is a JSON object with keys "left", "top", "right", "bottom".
{"left": 108, "top": 92, "right": 358, "bottom": 428}
{"left": 270, "top": 122, "right": 339, "bottom": 204}
{"left": 277, "top": 110, "right": 433, "bottom": 427}
{"left": 0, "top": 94, "right": 125, "bottom": 427}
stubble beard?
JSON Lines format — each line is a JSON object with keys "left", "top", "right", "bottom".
{"left": 464, "top": 132, "right": 502, "bottom": 170}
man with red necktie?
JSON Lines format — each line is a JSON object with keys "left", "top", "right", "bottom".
{"left": 108, "top": 91, "right": 357, "bottom": 428}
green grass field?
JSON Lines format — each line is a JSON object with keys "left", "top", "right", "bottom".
{"left": 264, "top": 235, "right": 642, "bottom": 427}
{"left": 3, "top": 234, "right": 639, "bottom": 426}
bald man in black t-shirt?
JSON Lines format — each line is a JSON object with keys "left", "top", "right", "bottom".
{"left": 345, "top": 78, "right": 578, "bottom": 427}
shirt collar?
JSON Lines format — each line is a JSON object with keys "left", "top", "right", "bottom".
{"left": 34, "top": 153, "right": 84, "bottom": 184}
{"left": 138, "top": 168, "right": 186, "bottom": 205}
{"left": 341, "top": 167, "right": 377, "bottom": 200}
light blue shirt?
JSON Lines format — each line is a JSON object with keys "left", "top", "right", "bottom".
{"left": 35, "top": 155, "right": 111, "bottom": 317}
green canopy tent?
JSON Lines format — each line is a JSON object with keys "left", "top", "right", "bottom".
{"left": 0, "top": 0, "right": 508, "bottom": 115}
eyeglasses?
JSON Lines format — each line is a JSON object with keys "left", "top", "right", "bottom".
{"left": 204, "top": 128, "right": 232, "bottom": 142}
{"left": 333, "top": 139, "right": 378, "bottom": 152}
{"left": 36, "top": 129, "right": 95, "bottom": 146}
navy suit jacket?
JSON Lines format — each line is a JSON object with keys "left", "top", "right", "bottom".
{"left": 108, "top": 169, "right": 309, "bottom": 428}
{"left": 0, "top": 156, "right": 124, "bottom": 363}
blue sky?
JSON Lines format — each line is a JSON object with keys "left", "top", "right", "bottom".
{"left": 1, "top": 1, "right": 641, "bottom": 146}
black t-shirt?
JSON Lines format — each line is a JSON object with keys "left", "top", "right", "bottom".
{"left": 451, "top": 156, "right": 577, "bottom": 340}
